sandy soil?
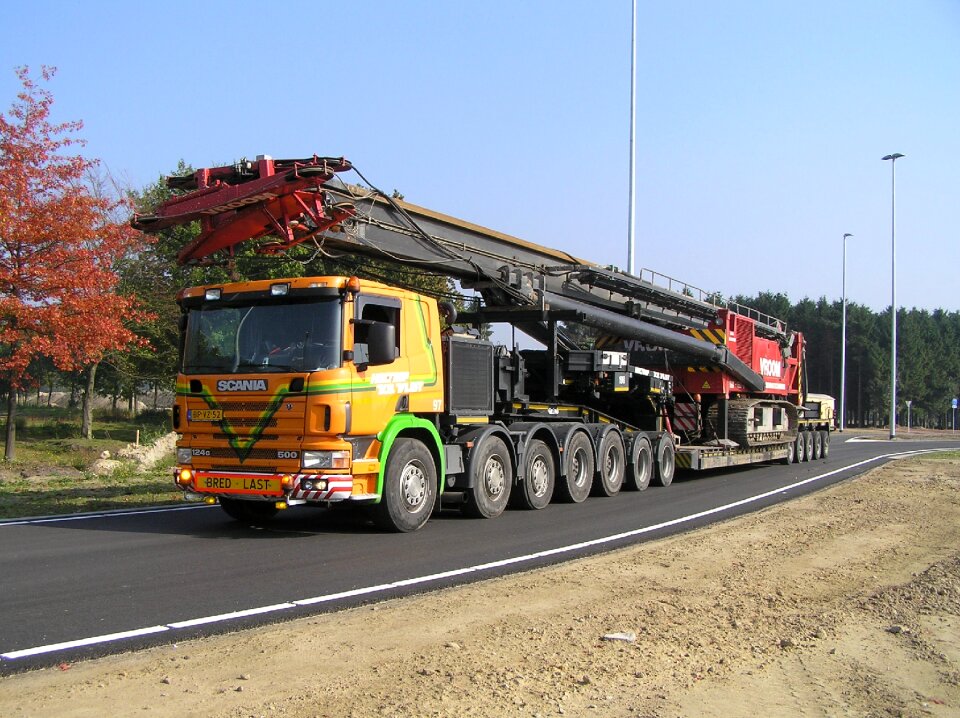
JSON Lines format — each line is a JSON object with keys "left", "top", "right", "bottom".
{"left": 3, "top": 445, "right": 960, "bottom": 717}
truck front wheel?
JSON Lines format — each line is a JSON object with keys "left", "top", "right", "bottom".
{"left": 374, "top": 438, "right": 437, "bottom": 532}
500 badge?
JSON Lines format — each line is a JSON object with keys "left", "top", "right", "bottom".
{"left": 277, "top": 450, "right": 299, "bottom": 459}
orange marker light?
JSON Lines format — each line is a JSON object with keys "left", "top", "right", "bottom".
{"left": 176, "top": 468, "right": 194, "bottom": 487}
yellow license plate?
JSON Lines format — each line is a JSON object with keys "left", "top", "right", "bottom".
{"left": 197, "top": 476, "right": 282, "bottom": 494}
{"left": 190, "top": 409, "right": 223, "bottom": 422}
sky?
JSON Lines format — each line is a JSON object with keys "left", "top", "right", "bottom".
{"left": 2, "top": 1, "right": 958, "bottom": 313}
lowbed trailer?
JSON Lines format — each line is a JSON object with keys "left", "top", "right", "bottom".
{"left": 135, "top": 154, "right": 832, "bottom": 531}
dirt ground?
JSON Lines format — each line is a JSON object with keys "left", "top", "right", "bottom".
{"left": 3, "top": 440, "right": 960, "bottom": 717}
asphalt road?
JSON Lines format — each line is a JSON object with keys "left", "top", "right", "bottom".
{"left": 1, "top": 436, "right": 956, "bottom": 674}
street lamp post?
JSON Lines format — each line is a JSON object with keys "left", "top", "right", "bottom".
{"left": 882, "top": 153, "right": 904, "bottom": 439}
{"left": 840, "top": 232, "right": 853, "bottom": 432}
{"left": 626, "top": 0, "right": 637, "bottom": 274}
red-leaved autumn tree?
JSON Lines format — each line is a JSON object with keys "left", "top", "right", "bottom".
{"left": 0, "top": 66, "right": 148, "bottom": 459}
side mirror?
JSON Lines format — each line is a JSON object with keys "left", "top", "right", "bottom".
{"left": 367, "top": 321, "right": 396, "bottom": 366}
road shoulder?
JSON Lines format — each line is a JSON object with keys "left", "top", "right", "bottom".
{"left": 2, "top": 453, "right": 959, "bottom": 717}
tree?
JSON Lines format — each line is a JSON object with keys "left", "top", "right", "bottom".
{"left": 0, "top": 67, "right": 147, "bottom": 457}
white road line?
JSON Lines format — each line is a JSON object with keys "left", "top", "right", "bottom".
{"left": 168, "top": 603, "right": 298, "bottom": 629}
{"left": 0, "top": 504, "right": 212, "bottom": 527}
{"left": 1, "top": 626, "right": 170, "bottom": 660}
{"left": 1, "top": 447, "right": 952, "bottom": 663}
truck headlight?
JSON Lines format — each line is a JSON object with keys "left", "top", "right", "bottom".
{"left": 302, "top": 450, "right": 350, "bottom": 470}
{"left": 176, "top": 447, "right": 193, "bottom": 464}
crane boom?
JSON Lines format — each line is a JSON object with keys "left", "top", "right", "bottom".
{"left": 132, "top": 154, "right": 765, "bottom": 390}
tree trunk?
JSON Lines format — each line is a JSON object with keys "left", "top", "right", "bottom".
{"left": 81, "top": 362, "right": 98, "bottom": 440}
{"left": 5, "top": 390, "right": 16, "bottom": 461}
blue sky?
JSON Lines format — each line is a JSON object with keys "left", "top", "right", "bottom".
{"left": 2, "top": 1, "right": 958, "bottom": 312}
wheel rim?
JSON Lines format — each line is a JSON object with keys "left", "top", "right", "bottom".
{"left": 662, "top": 449, "right": 674, "bottom": 478}
{"left": 483, "top": 456, "right": 506, "bottom": 499}
{"left": 604, "top": 445, "right": 621, "bottom": 482}
{"left": 530, "top": 455, "right": 549, "bottom": 497}
{"left": 637, "top": 450, "right": 650, "bottom": 481}
{"left": 400, "top": 460, "right": 427, "bottom": 511}
{"left": 571, "top": 448, "right": 588, "bottom": 487}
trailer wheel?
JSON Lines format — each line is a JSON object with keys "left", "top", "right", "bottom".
{"left": 374, "top": 438, "right": 437, "bottom": 532}
{"left": 803, "top": 431, "right": 814, "bottom": 462}
{"left": 513, "top": 439, "right": 555, "bottom": 510}
{"left": 592, "top": 431, "right": 626, "bottom": 497}
{"left": 653, "top": 437, "right": 675, "bottom": 487}
{"left": 793, "top": 433, "right": 805, "bottom": 463}
{"left": 219, "top": 497, "right": 279, "bottom": 523}
{"left": 556, "top": 431, "right": 594, "bottom": 503}
{"left": 626, "top": 436, "right": 653, "bottom": 491}
{"left": 819, "top": 430, "right": 830, "bottom": 458}
{"left": 781, "top": 439, "right": 795, "bottom": 465}
{"left": 462, "top": 435, "right": 512, "bottom": 519}
{"left": 811, "top": 430, "right": 823, "bottom": 460}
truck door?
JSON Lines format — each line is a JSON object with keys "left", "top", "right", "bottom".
{"left": 350, "top": 295, "right": 405, "bottom": 436}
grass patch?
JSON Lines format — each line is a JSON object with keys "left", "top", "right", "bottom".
{"left": 0, "top": 407, "right": 180, "bottom": 519}
{"left": 0, "top": 468, "right": 182, "bottom": 519}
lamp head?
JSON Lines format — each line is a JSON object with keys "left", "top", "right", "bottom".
{"left": 843, "top": 233, "right": 853, "bottom": 239}
{"left": 881, "top": 153, "right": 905, "bottom": 161}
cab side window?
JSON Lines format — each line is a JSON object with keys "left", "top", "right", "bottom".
{"left": 353, "top": 297, "right": 400, "bottom": 365}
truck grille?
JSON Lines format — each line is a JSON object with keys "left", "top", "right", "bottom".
{"left": 210, "top": 465, "right": 278, "bottom": 473}
{"left": 200, "top": 448, "right": 284, "bottom": 460}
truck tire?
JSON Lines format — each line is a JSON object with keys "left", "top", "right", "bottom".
{"left": 219, "top": 497, "right": 279, "bottom": 523}
{"left": 793, "top": 433, "right": 805, "bottom": 463}
{"left": 556, "top": 431, "right": 594, "bottom": 503}
{"left": 512, "top": 439, "right": 555, "bottom": 510}
{"left": 819, "top": 430, "right": 830, "bottom": 458}
{"left": 653, "top": 436, "right": 676, "bottom": 487}
{"left": 374, "top": 438, "right": 437, "bottom": 532}
{"left": 812, "top": 430, "right": 823, "bottom": 460}
{"left": 803, "top": 431, "right": 814, "bottom": 462}
{"left": 592, "top": 430, "right": 626, "bottom": 497}
{"left": 462, "top": 435, "right": 512, "bottom": 519}
{"left": 626, "top": 436, "right": 653, "bottom": 491}
{"left": 780, "top": 439, "right": 795, "bottom": 465}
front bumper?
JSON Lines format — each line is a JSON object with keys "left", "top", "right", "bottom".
{"left": 175, "top": 468, "right": 366, "bottom": 503}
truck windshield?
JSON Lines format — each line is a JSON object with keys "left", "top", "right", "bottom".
{"left": 182, "top": 298, "right": 341, "bottom": 374}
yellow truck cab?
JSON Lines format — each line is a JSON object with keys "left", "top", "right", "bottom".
{"left": 173, "top": 275, "right": 446, "bottom": 531}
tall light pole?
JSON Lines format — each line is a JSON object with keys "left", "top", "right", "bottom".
{"left": 627, "top": 0, "right": 637, "bottom": 274}
{"left": 840, "top": 233, "right": 853, "bottom": 432}
{"left": 882, "top": 153, "right": 904, "bottom": 439}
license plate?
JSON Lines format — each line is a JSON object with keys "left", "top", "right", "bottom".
{"left": 190, "top": 409, "right": 223, "bottom": 422}
{"left": 197, "top": 476, "right": 282, "bottom": 494}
